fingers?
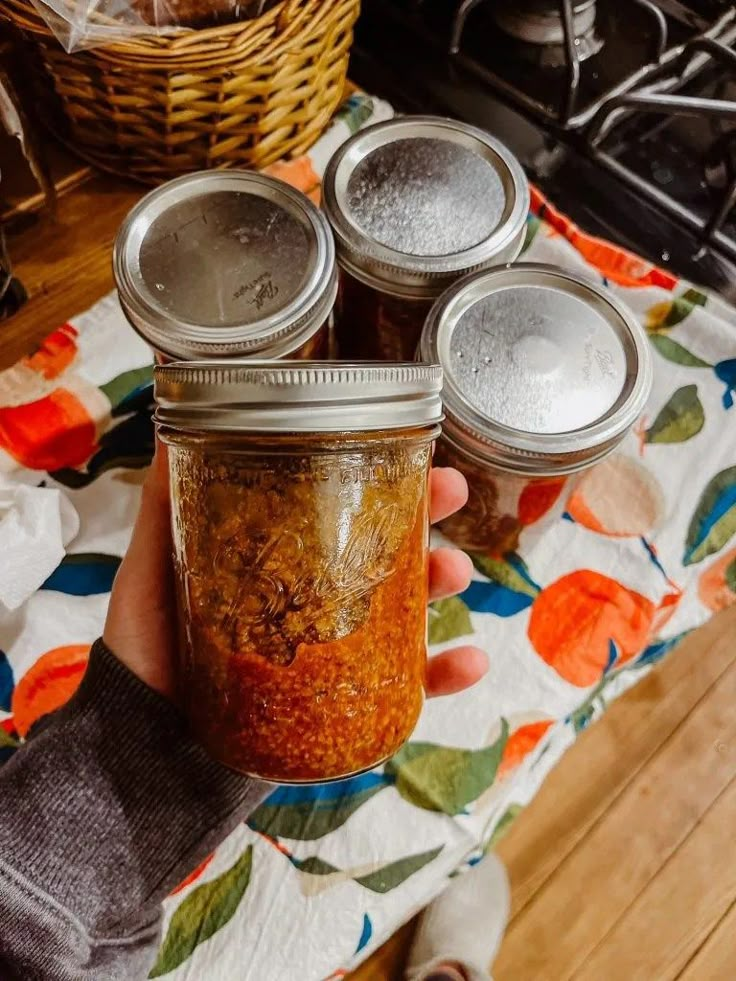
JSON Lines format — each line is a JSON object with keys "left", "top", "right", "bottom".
{"left": 426, "top": 468, "right": 483, "bottom": 695}
{"left": 429, "top": 547, "right": 473, "bottom": 601}
{"left": 126, "top": 441, "right": 169, "bottom": 546}
{"left": 430, "top": 467, "right": 468, "bottom": 524}
{"left": 426, "top": 646, "right": 489, "bottom": 697}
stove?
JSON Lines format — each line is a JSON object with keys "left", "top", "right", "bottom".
{"left": 350, "top": 0, "right": 736, "bottom": 300}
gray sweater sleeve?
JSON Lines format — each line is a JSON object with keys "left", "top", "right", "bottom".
{"left": 0, "top": 639, "right": 270, "bottom": 980}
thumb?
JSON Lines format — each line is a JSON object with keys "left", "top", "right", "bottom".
{"left": 103, "top": 439, "right": 177, "bottom": 698}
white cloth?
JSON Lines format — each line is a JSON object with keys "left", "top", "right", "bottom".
{"left": 407, "top": 853, "right": 510, "bottom": 981}
{"left": 0, "top": 485, "right": 78, "bottom": 611}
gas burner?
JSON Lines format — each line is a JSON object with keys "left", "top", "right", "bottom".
{"left": 494, "top": 0, "right": 604, "bottom": 67}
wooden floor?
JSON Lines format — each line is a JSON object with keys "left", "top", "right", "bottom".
{"left": 349, "top": 603, "right": 736, "bottom": 981}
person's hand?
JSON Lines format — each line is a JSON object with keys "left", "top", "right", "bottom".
{"left": 104, "top": 445, "right": 488, "bottom": 701}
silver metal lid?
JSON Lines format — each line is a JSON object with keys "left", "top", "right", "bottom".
{"left": 154, "top": 361, "right": 444, "bottom": 433}
{"left": 420, "top": 263, "right": 653, "bottom": 474}
{"left": 322, "top": 116, "right": 530, "bottom": 298}
{"left": 114, "top": 171, "right": 336, "bottom": 360}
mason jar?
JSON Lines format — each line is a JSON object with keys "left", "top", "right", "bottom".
{"left": 419, "top": 263, "right": 653, "bottom": 554}
{"left": 323, "top": 116, "right": 529, "bottom": 361}
{"left": 155, "top": 361, "right": 443, "bottom": 782}
{"left": 114, "top": 171, "right": 336, "bottom": 362}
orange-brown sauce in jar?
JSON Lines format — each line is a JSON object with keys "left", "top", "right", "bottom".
{"left": 156, "top": 362, "right": 442, "bottom": 782}
{"left": 420, "top": 264, "right": 653, "bottom": 557}
{"left": 335, "top": 270, "right": 433, "bottom": 361}
{"left": 434, "top": 438, "right": 570, "bottom": 555}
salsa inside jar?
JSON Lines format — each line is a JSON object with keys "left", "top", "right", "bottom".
{"left": 335, "top": 269, "right": 433, "bottom": 361}
{"left": 164, "top": 429, "right": 434, "bottom": 782}
{"left": 435, "top": 437, "right": 570, "bottom": 556}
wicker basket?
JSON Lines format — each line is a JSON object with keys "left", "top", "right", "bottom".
{"left": 1, "top": 0, "right": 360, "bottom": 183}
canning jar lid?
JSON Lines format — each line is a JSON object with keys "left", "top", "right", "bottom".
{"left": 420, "top": 263, "right": 653, "bottom": 475}
{"left": 322, "top": 116, "right": 530, "bottom": 298}
{"left": 114, "top": 171, "right": 337, "bottom": 360}
{"left": 154, "top": 361, "right": 444, "bottom": 433}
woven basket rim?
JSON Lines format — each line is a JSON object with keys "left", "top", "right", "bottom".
{"left": 1, "top": 0, "right": 339, "bottom": 58}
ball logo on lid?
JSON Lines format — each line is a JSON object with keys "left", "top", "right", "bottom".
{"left": 114, "top": 172, "right": 337, "bottom": 360}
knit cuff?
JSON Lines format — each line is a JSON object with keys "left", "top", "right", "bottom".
{"left": 0, "top": 639, "right": 270, "bottom": 935}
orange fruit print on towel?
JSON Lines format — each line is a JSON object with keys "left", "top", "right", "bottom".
{"left": 518, "top": 477, "right": 567, "bottom": 526}
{"left": 528, "top": 570, "right": 655, "bottom": 686}
{"left": 0, "top": 388, "right": 98, "bottom": 471}
{"left": 22, "top": 324, "right": 79, "bottom": 379}
{"left": 567, "top": 455, "right": 665, "bottom": 537}
{"left": 497, "top": 719, "right": 554, "bottom": 780}
{"left": 12, "top": 645, "right": 89, "bottom": 738}
{"left": 698, "top": 546, "right": 736, "bottom": 613}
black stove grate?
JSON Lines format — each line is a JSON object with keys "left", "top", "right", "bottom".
{"left": 356, "top": 1, "right": 736, "bottom": 268}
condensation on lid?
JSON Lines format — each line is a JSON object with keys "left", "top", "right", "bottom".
{"left": 420, "top": 263, "right": 653, "bottom": 468}
{"left": 322, "top": 116, "right": 529, "bottom": 296}
{"left": 347, "top": 137, "right": 506, "bottom": 256}
{"left": 450, "top": 282, "right": 627, "bottom": 433}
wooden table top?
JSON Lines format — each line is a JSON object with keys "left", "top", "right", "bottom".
{"left": 2, "top": 172, "right": 144, "bottom": 370}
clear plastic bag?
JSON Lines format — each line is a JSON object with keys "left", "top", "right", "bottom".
{"left": 30, "top": 1, "right": 278, "bottom": 52}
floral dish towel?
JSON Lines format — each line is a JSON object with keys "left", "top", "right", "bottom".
{"left": 0, "top": 93, "right": 735, "bottom": 981}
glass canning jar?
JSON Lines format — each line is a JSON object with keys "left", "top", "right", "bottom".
{"left": 155, "top": 361, "right": 443, "bottom": 783}
{"left": 323, "top": 116, "right": 529, "bottom": 361}
{"left": 114, "top": 171, "right": 336, "bottom": 362}
{"left": 420, "top": 263, "right": 653, "bottom": 555}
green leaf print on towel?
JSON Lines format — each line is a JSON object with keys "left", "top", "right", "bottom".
{"left": 99, "top": 364, "right": 153, "bottom": 415}
{"left": 486, "top": 803, "right": 524, "bottom": 850}
{"left": 149, "top": 846, "right": 253, "bottom": 978}
{"left": 643, "top": 385, "right": 705, "bottom": 444}
{"left": 471, "top": 553, "right": 540, "bottom": 601}
{"left": 428, "top": 597, "right": 473, "bottom": 645}
{"left": 385, "top": 720, "right": 510, "bottom": 815}
{"left": 247, "top": 772, "right": 388, "bottom": 841}
{"left": 645, "top": 287, "right": 707, "bottom": 331}
{"left": 520, "top": 214, "right": 542, "bottom": 255}
{"left": 334, "top": 94, "right": 375, "bottom": 135}
{"left": 648, "top": 334, "right": 711, "bottom": 368}
{"left": 684, "top": 466, "right": 736, "bottom": 566}
{"left": 292, "top": 846, "right": 443, "bottom": 894}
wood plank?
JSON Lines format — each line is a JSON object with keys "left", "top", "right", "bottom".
{"left": 2, "top": 174, "right": 143, "bottom": 370}
{"left": 348, "top": 918, "right": 416, "bottom": 981}
{"left": 575, "top": 779, "right": 736, "bottom": 981}
{"left": 497, "top": 605, "right": 736, "bottom": 917}
{"left": 349, "top": 608, "right": 736, "bottom": 981}
{"left": 677, "top": 899, "right": 736, "bottom": 980}
{"left": 494, "top": 647, "right": 736, "bottom": 980}
{"left": 0, "top": 129, "right": 93, "bottom": 221}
